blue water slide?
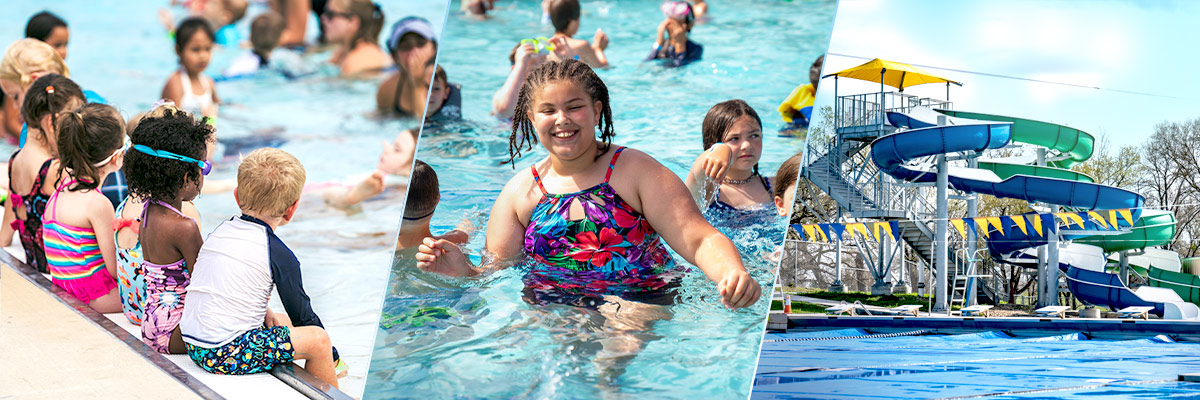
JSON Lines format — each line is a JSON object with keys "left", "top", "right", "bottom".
{"left": 871, "top": 111, "right": 1144, "bottom": 225}
{"left": 1066, "top": 266, "right": 1168, "bottom": 315}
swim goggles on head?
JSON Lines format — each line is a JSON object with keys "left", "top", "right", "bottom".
{"left": 93, "top": 141, "right": 131, "bottom": 167}
{"left": 519, "top": 37, "right": 556, "bottom": 53}
{"left": 132, "top": 144, "right": 212, "bottom": 175}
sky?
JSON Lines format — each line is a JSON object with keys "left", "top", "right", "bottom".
{"left": 813, "top": 0, "right": 1200, "bottom": 151}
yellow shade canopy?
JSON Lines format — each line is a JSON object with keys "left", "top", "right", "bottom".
{"left": 823, "top": 58, "right": 962, "bottom": 91}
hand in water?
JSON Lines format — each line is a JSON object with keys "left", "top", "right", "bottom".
{"left": 416, "top": 237, "right": 475, "bottom": 277}
{"left": 718, "top": 269, "right": 761, "bottom": 309}
{"left": 593, "top": 28, "right": 609, "bottom": 50}
{"left": 701, "top": 143, "right": 733, "bottom": 182}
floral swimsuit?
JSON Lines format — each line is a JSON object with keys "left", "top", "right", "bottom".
{"left": 522, "top": 147, "right": 684, "bottom": 306}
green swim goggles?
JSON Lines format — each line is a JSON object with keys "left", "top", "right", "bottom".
{"left": 132, "top": 144, "right": 213, "bottom": 175}
{"left": 519, "top": 37, "right": 556, "bottom": 53}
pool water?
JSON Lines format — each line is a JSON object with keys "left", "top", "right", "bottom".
{"left": 2, "top": 0, "right": 450, "bottom": 396}
{"left": 754, "top": 329, "right": 1200, "bottom": 399}
{"left": 365, "top": 0, "right": 835, "bottom": 398}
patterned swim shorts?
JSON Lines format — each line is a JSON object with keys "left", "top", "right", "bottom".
{"left": 186, "top": 326, "right": 294, "bottom": 375}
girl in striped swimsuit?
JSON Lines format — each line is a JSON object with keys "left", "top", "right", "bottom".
{"left": 42, "top": 103, "right": 128, "bottom": 312}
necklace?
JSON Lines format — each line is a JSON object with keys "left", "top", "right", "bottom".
{"left": 722, "top": 173, "right": 756, "bottom": 185}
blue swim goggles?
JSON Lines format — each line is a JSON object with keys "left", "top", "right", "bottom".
{"left": 132, "top": 144, "right": 212, "bottom": 175}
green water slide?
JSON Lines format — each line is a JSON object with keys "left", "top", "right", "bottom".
{"left": 1149, "top": 267, "right": 1200, "bottom": 304}
{"left": 1077, "top": 210, "right": 1177, "bottom": 253}
{"left": 940, "top": 110, "right": 1094, "bottom": 169}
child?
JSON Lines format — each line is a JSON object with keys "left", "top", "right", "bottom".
{"left": 396, "top": 160, "right": 468, "bottom": 255}
{"left": 222, "top": 11, "right": 284, "bottom": 79}
{"left": 25, "top": 11, "right": 70, "bottom": 61}
{"left": 2, "top": 74, "right": 83, "bottom": 273}
{"left": 377, "top": 16, "right": 437, "bottom": 118}
{"left": 416, "top": 59, "right": 760, "bottom": 311}
{"left": 772, "top": 153, "right": 802, "bottom": 218}
{"left": 162, "top": 18, "right": 220, "bottom": 118}
{"left": 180, "top": 148, "right": 344, "bottom": 386}
{"left": 685, "top": 100, "right": 777, "bottom": 226}
{"left": 0, "top": 39, "right": 69, "bottom": 146}
{"left": 115, "top": 105, "right": 206, "bottom": 326}
{"left": 779, "top": 55, "right": 823, "bottom": 136}
{"left": 648, "top": 1, "right": 701, "bottom": 67}
{"left": 546, "top": 0, "right": 610, "bottom": 68}
{"left": 492, "top": 37, "right": 572, "bottom": 120}
{"left": 43, "top": 103, "right": 127, "bottom": 312}
{"left": 125, "top": 106, "right": 214, "bottom": 354}
{"left": 425, "top": 66, "right": 462, "bottom": 122}
{"left": 322, "top": 0, "right": 391, "bottom": 76}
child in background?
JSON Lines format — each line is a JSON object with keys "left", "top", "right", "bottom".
{"left": 125, "top": 106, "right": 214, "bottom": 354}
{"left": 648, "top": 1, "right": 701, "bottom": 67}
{"left": 322, "top": 0, "right": 391, "bottom": 76}
{"left": 685, "top": 100, "right": 777, "bottom": 226}
{"left": 162, "top": 18, "right": 220, "bottom": 118}
{"left": 181, "top": 148, "right": 345, "bottom": 385}
{"left": 25, "top": 11, "right": 70, "bottom": 61}
{"left": 161, "top": 0, "right": 249, "bottom": 47}
{"left": 0, "top": 39, "right": 69, "bottom": 146}
{"left": 314, "top": 129, "right": 417, "bottom": 210}
{"left": 779, "top": 55, "right": 823, "bottom": 136}
{"left": 2, "top": 74, "right": 83, "bottom": 273}
{"left": 425, "top": 66, "right": 462, "bottom": 122}
{"left": 546, "top": 0, "right": 610, "bottom": 68}
{"left": 395, "top": 160, "right": 468, "bottom": 256}
{"left": 222, "top": 11, "right": 284, "bottom": 79}
{"left": 43, "top": 103, "right": 127, "bottom": 312}
{"left": 772, "top": 153, "right": 802, "bottom": 218}
{"left": 377, "top": 16, "right": 437, "bottom": 118}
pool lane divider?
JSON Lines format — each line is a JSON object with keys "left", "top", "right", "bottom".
{"left": 786, "top": 314, "right": 1200, "bottom": 341}
{"left": 0, "top": 250, "right": 352, "bottom": 400}
{"left": 925, "top": 378, "right": 1177, "bottom": 400}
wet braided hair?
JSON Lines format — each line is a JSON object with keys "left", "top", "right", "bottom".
{"left": 506, "top": 59, "right": 614, "bottom": 166}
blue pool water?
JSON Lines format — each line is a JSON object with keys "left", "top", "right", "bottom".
{"left": 365, "top": 0, "right": 835, "bottom": 398}
{"left": 754, "top": 329, "right": 1200, "bottom": 399}
{"left": 3, "top": 1, "right": 449, "bottom": 396}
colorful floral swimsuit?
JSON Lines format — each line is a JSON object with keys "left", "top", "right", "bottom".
{"left": 140, "top": 200, "right": 193, "bottom": 354}
{"left": 7, "top": 153, "right": 53, "bottom": 272}
{"left": 115, "top": 197, "right": 147, "bottom": 325}
{"left": 522, "top": 147, "right": 685, "bottom": 306}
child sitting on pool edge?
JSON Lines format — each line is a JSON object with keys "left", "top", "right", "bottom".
{"left": 180, "top": 148, "right": 346, "bottom": 386}
{"left": 395, "top": 160, "right": 469, "bottom": 257}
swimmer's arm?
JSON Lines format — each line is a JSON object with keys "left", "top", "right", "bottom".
{"left": 655, "top": 20, "right": 670, "bottom": 47}
{"left": 269, "top": 240, "right": 324, "bottom": 328}
{"left": 182, "top": 201, "right": 201, "bottom": 231}
{"left": 436, "top": 229, "right": 470, "bottom": 245}
{"left": 376, "top": 73, "right": 399, "bottom": 114}
{"left": 164, "top": 214, "right": 203, "bottom": 275}
{"left": 0, "top": 202, "right": 15, "bottom": 246}
{"left": 685, "top": 143, "right": 732, "bottom": 202}
{"left": 492, "top": 45, "right": 537, "bottom": 118}
{"left": 162, "top": 73, "right": 184, "bottom": 108}
{"left": 2, "top": 98, "right": 20, "bottom": 141}
{"left": 416, "top": 175, "right": 527, "bottom": 276}
{"left": 585, "top": 33, "right": 610, "bottom": 68}
{"left": 276, "top": 0, "right": 309, "bottom": 47}
{"left": 632, "top": 155, "right": 759, "bottom": 308}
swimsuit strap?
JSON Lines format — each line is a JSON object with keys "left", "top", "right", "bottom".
{"left": 530, "top": 165, "right": 549, "bottom": 195}
{"left": 178, "top": 68, "right": 193, "bottom": 95}
{"left": 602, "top": 147, "right": 627, "bottom": 183}
{"left": 152, "top": 200, "right": 193, "bottom": 220}
{"left": 140, "top": 200, "right": 195, "bottom": 231}
{"left": 393, "top": 74, "right": 406, "bottom": 116}
{"left": 46, "top": 178, "right": 78, "bottom": 221}
{"left": 761, "top": 175, "right": 771, "bottom": 192}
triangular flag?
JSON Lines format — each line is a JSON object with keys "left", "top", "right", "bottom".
{"left": 951, "top": 219, "right": 967, "bottom": 238}
{"left": 1054, "top": 212, "right": 1073, "bottom": 227}
{"left": 802, "top": 224, "right": 818, "bottom": 242}
{"left": 986, "top": 217, "right": 1005, "bottom": 236}
{"left": 1030, "top": 214, "right": 1044, "bottom": 237}
{"left": 815, "top": 225, "right": 829, "bottom": 242}
{"left": 889, "top": 221, "right": 901, "bottom": 240}
{"left": 1042, "top": 213, "right": 1058, "bottom": 234}
{"left": 963, "top": 218, "right": 978, "bottom": 238}
{"left": 871, "top": 222, "right": 884, "bottom": 241}
{"left": 1087, "top": 211, "right": 1109, "bottom": 229}
{"left": 792, "top": 224, "right": 807, "bottom": 241}
{"left": 831, "top": 223, "right": 847, "bottom": 241}
{"left": 973, "top": 218, "right": 991, "bottom": 238}
{"left": 851, "top": 223, "right": 871, "bottom": 241}
{"left": 1108, "top": 210, "right": 1119, "bottom": 229}
{"left": 1118, "top": 209, "right": 1134, "bottom": 226}
{"left": 1067, "top": 213, "right": 1085, "bottom": 229}
{"left": 1009, "top": 215, "right": 1029, "bottom": 236}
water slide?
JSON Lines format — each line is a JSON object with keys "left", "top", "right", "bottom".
{"left": 870, "top": 108, "right": 1188, "bottom": 315}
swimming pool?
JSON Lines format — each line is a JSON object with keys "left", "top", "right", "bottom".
{"left": 2, "top": 0, "right": 449, "bottom": 396}
{"left": 754, "top": 328, "right": 1200, "bottom": 399}
{"left": 365, "top": 0, "right": 835, "bottom": 397}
